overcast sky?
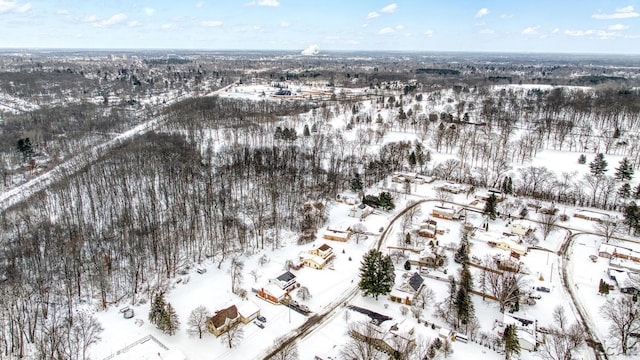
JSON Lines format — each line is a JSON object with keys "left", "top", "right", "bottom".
{"left": 1, "top": 0, "right": 639, "bottom": 54}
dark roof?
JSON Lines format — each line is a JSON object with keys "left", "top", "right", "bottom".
{"left": 277, "top": 271, "right": 296, "bottom": 282}
{"left": 408, "top": 273, "right": 424, "bottom": 292}
{"left": 318, "top": 243, "right": 332, "bottom": 251}
{"left": 208, "top": 305, "right": 238, "bottom": 329}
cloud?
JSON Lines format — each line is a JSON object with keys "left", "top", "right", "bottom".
{"left": 608, "top": 24, "right": 629, "bottom": 31}
{"left": 15, "top": 2, "right": 30, "bottom": 13}
{"left": 366, "top": 11, "right": 379, "bottom": 19}
{"left": 258, "top": 0, "right": 279, "bottom": 7}
{"left": 499, "top": 14, "right": 513, "bottom": 19}
{"left": 475, "top": 8, "right": 489, "bottom": 18}
{"left": 0, "top": 1, "right": 30, "bottom": 13}
{"left": 56, "top": 9, "right": 69, "bottom": 15}
{"left": 143, "top": 7, "right": 154, "bottom": 16}
{"left": 552, "top": 28, "right": 559, "bottom": 34}
{"left": 196, "top": 1, "right": 204, "bottom": 8}
{"left": 479, "top": 28, "right": 495, "bottom": 34}
{"left": 161, "top": 23, "right": 176, "bottom": 30}
{"left": 95, "top": 13, "right": 127, "bottom": 27}
{"left": 395, "top": 25, "right": 404, "bottom": 30}
{"left": 201, "top": 20, "right": 223, "bottom": 27}
{"left": 424, "top": 29, "right": 433, "bottom": 37}
{"left": 522, "top": 26, "right": 539, "bottom": 35}
{"left": 380, "top": 3, "right": 397, "bottom": 13}
{"left": 378, "top": 27, "right": 394, "bottom": 34}
{"left": 593, "top": 6, "right": 639, "bottom": 20}
{"left": 127, "top": 21, "right": 140, "bottom": 27}
{"left": 83, "top": 15, "right": 98, "bottom": 22}
{"left": 564, "top": 29, "right": 595, "bottom": 36}
{"left": 301, "top": 44, "right": 319, "bottom": 55}
{"left": 279, "top": 21, "right": 290, "bottom": 27}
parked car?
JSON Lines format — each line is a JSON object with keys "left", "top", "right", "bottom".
{"left": 254, "top": 320, "right": 264, "bottom": 329}
{"left": 536, "top": 286, "right": 551, "bottom": 293}
{"left": 257, "top": 315, "right": 267, "bottom": 323}
{"left": 529, "top": 293, "right": 542, "bottom": 300}
{"left": 196, "top": 267, "right": 207, "bottom": 274}
{"left": 123, "top": 308, "right": 134, "bottom": 319}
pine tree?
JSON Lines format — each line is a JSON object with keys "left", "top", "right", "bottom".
{"left": 503, "top": 324, "right": 521, "bottom": 360}
{"left": 618, "top": 183, "right": 631, "bottom": 200}
{"left": 615, "top": 157, "right": 634, "bottom": 182}
{"left": 455, "top": 263, "right": 474, "bottom": 329}
{"left": 350, "top": 173, "right": 363, "bottom": 192}
{"left": 578, "top": 154, "right": 587, "bottom": 164}
{"left": 415, "top": 143, "right": 425, "bottom": 168}
{"left": 149, "top": 293, "right": 167, "bottom": 327}
{"left": 404, "top": 260, "right": 411, "bottom": 270}
{"left": 454, "top": 230, "right": 469, "bottom": 264}
{"left": 358, "top": 249, "right": 396, "bottom": 300}
{"left": 378, "top": 192, "right": 395, "bottom": 211}
{"left": 408, "top": 151, "right": 417, "bottom": 167}
{"left": 589, "top": 153, "right": 608, "bottom": 177}
{"left": 634, "top": 184, "right": 640, "bottom": 200}
{"left": 623, "top": 202, "right": 640, "bottom": 235}
{"left": 163, "top": 302, "right": 180, "bottom": 335}
{"left": 483, "top": 193, "right": 498, "bottom": 220}
{"left": 303, "top": 124, "right": 311, "bottom": 136}
{"left": 274, "top": 126, "right": 283, "bottom": 140}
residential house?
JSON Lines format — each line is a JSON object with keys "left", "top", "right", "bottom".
{"left": 574, "top": 209, "right": 610, "bottom": 223}
{"left": 300, "top": 243, "right": 334, "bottom": 269}
{"left": 510, "top": 220, "right": 535, "bottom": 237}
{"left": 418, "top": 219, "right": 438, "bottom": 238}
{"left": 475, "top": 189, "right": 505, "bottom": 202}
{"left": 270, "top": 271, "right": 297, "bottom": 291}
{"left": 349, "top": 203, "right": 373, "bottom": 219}
{"left": 500, "top": 313, "right": 538, "bottom": 351}
{"left": 408, "top": 247, "right": 446, "bottom": 269}
{"left": 323, "top": 223, "right": 352, "bottom": 242}
{"left": 598, "top": 243, "right": 640, "bottom": 263}
{"left": 438, "top": 328, "right": 455, "bottom": 342}
{"left": 350, "top": 319, "right": 416, "bottom": 357}
{"left": 432, "top": 205, "right": 456, "bottom": 220}
{"left": 236, "top": 301, "right": 261, "bottom": 324}
{"left": 389, "top": 272, "right": 425, "bottom": 305}
{"left": 257, "top": 284, "right": 287, "bottom": 304}
{"left": 206, "top": 305, "right": 240, "bottom": 337}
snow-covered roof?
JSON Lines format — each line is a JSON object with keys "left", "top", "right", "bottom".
{"left": 236, "top": 300, "right": 260, "bottom": 318}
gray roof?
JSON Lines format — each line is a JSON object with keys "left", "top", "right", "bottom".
{"left": 277, "top": 271, "right": 296, "bottom": 282}
{"left": 408, "top": 272, "right": 424, "bottom": 292}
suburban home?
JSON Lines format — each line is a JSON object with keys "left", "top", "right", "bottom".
{"left": 438, "top": 182, "right": 465, "bottom": 194}
{"left": 417, "top": 219, "right": 438, "bottom": 238}
{"left": 270, "top": 271, "right": 297, "bottom": 291}
{"left": 501, "top": 313, "right": 538, "bottom": 351}
{"left": 257, "top": 284, "right": 288, "bottom": 304}
{"left": 323, "top": 223, "right": 352, "bottom": 242}
{"left": 206, "top": 305, "right": 241, "bottom": 337}
{"left": 236, "top": 301, "right": 261, "bottom": 324}
{"left": 475, "top": 189, "right": 504, "bottom": 202}
{"left": 389, "top": 272, "right": 425, "bottom": 305}
{"left": 349, "top": 319, "right": 416, "bottom": 357}
{"left": 408, "top": 247, "right": 446, "bottom": 269}
{"left": 348, "top": 203, "right": 373, "bottom": 219}
{"left": 573, "top": 209, "right": 610, "bottom": 223}
{"left": 489, "top": 239, "right": 527, "bottom": 256}
{"left": 438, "top": 328, "right": 455, "bottom": 342}
{"left": 598, "top": 243, "right": 640, "bottom": 263}
{"left": 510, "top": 220, "right": 535, "bottom": 237}
{"left": 300, "top": 243, "right": 334, "bottom": 269}
{"left": 432, "top": 205, "right": 456, "bottom": 220}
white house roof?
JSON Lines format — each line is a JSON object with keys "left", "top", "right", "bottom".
{"left": 236, "top": 300, "right": 260, "bottom": 318}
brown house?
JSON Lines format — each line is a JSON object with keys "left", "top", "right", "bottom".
{"left": 206, "top": 305, "right": 241, "bottom": 337}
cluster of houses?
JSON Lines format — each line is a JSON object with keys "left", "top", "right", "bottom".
{"left": 391, "top": 172, "right": 435, "bottom": 185}
{"left": 599, "top": 243, "right": 640, "bottom": 295}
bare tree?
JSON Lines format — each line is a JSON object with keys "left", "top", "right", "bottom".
{"left": 220, "top": 324, "right": 244, "bottom": 349}
{"left": 486, "top": 266, "right": 527, "bottom": 313}
{"left": 593, "top": 218, "right": 621, "bottom": 244}
{"left": 417, "top": 287, "right": 436, "bottom": 310}
{"left": 351, "top": 223, "right": 368, "bottom": 244}
{"left": 410, "top": 304, "right": 423, "bottom": 320}
{"left": 435, "top": 188, "right": 453, "bottom": 205}
{"left": 538, "top": 213, "right": 559, "bottom": 241}
{"left": 66, "top": 312, "right": 104, "bottom": 360}
{"left": 270, "top": 336, "right": 299, "bottom": 360}
{"left": 187, "top": 305, "right": 211, "bottom": 339}
{"left": 600, "top": 296, "right": 640, "bottom": 355}
{"left": 539, "top": 306, "right": 585, "bottom": 360}
{"left": 297, "top": 286, "right": 312, "bottom": 301}
{"left": 339, "top": 321, "right": 383, "bottom": 360}
{"left": 249, "top": 269, "right": 260, "bottom": 283}
{"left": 230, "top": 257, "right": 244, "bottom": 294}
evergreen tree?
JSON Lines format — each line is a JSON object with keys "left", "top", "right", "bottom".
{"left": 378, "top": 192, "right": 395, "bottom": 211}
{"left": 415, "top": 143, "right": 425, "bottom": 168}
{"left": 483, "top": 193, "right": 498, "bottom": 220}
{"left": 578, "top": 154, "right": 587, "bottom": 164}
{"left": 405, "top": 232, "right": 411, "bottom": 245}
{"left": 408, "top": 151, "right": 417, "bottom": 167}
{"left": 455, "top": 263, "right": 474, "bottom": 329}
{"left": 589, "top": 153, "right": 608, "bottom": 177}
{"left": 618, "top": 183, "right": 631, "bottom": 200}
{"left": 311, "top": 123, "right": 318, "bottom": 133}
{"left": 274, "top": 126, "right": 283, "bottom": 140}
{"left": 16, "top": 137, "right": 33, "bottom": 161}
{"left": 634, "top": 184, "right": 640, "bottom": 200}
{"left": 149, "top": 293, "right": 167, "bottom": 327}
{"left": 615, "top": 157, "right": 634, "bottom": 182}
{"left": 303, "top": 124, "right": 311, "bottom": 136}
{"left": 404, "top": 260, "right": 411, "bottom": 271}
{"left": 454, "top": 230, "right": 470, "bottom": 264}
{"left": 358, "top": 249, "right": 396, "bottom": 300}
{"left": 503, "top": 324, "right": 521, "bottom": 360}
{"left": 163, "top": 302, "right": 180, "bottom": 335}
{"left": 623, "top": 202, "right": 640, "bottom": 235}
{"left": 350, "top": 173, "right": 363, "bottom": 192}
{"left": 501, "top": 176, "right": 513, "bottom": 195}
